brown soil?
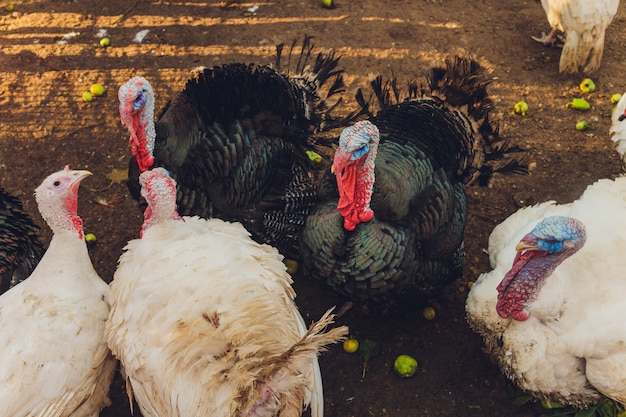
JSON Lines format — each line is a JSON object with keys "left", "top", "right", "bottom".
{"left": 1, "top": 1, "right": 625, "bottom": 416}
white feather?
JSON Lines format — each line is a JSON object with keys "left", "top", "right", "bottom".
{"left": 106, "top": 208, "right": 347, "bottom": 417}
{"left": 536, "top": 0, "right": 620, "bottom": 73}
{"left": 466, "top": 176, "right": 626, "bottom": 407}
{"left": 610, "top": 92, "right": 626, "bottom": 164}
{"left": 0, "top": 169, "right": 116, "bottom": 417}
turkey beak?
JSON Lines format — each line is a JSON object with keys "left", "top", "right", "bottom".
{"left": 619, "top": 113, "right": 626, "bottom": 122}
{"left": 332, "top": 150, "right": 351, "bottom": 178}
{"left": 70, "top": 170, "right": 93, "bottom": 186}
{"left": 515, "top": 240, "right": 537, "bottom": 252}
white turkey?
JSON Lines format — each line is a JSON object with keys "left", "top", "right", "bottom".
{"left": 298, "top": 54, "right": 528, "bottom": 309}
{"left": 105, "top": 167, "right": 348, "bottom": 417}
{"left": 610, "top": 91, "right": 626, "bottom": 163}
{"left": 0, "top": 186, "right": 45, "bottom": 293}
{"left": 532, "top": 0, "right": 620, "bottom": 73}
{"left": 0, "top": 166, "right": 116, "bottom": 417}
{"left": 117, "top": 35, "right": 350, "bottom": 259}
{"left": 466, "top": 175, "right": 626, "bottom": 407}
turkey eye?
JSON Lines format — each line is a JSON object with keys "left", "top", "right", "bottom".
{"left": 351, "top": 144, "right": 369, "bottom": 160}
{"left": 53, "top": 180, "right": 61, "bottom": 187}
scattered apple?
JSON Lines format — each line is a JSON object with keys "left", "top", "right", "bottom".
{"left": 90, "top": 83, "right": 105, "bottom": 96}
{"left": 306, "top": 150, "right": 323, "bottom": 164}
{"left": 82, "top": 91, "right": 93, "bottom": 102}
{"left": 579, "top": 78, "right": 595, "bottom": 93}
{"left": 343, "top": 338, "right": 359, "bottom": 353}
{"left": 394, "top": 355, "right": 418, "bottom": 378}
{"left": 99, "top": 37, "right": 110, "bottom": 47}
{"left": 422, "top": 306, "right": 436, "bottom": 320}
{"left": 575, "top": 120, "right": 589, "bottom": 131}
{"left": 566, "top": 98, "right": 590, "bottom": 111}
{"left": 322, "top": 0, "right": 333, "bottom": 8}
{"left": 514, "top": 101, "right": 528, "bottom": 116}
{"left": 612, "top": 93, "right": 623, "bottom": 104}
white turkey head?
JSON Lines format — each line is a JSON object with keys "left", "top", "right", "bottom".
{"left": 610, "top": 92, "right": 626, "bottom": 163}
{"left": 35, "top": 166, "right": 92, "bottom": 239}
{"left": 118, "top": 76, "right": 156, "bottom": 172}
{"left": 496, "top": 215, "right": 586, "bottom": 321}
{"left": 333, "top": 120, "right": 379, "bottom": 231}
{"left": 138, "top": 167, "right": 183, "bottom": 235}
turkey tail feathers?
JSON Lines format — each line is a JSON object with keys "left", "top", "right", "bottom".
{"left": 275, "top": 35, "right": 352, "bottom": 132}
{"left": 0, "top": 189, "right": 45, "bottom": 292}
{"left": 356, "top": 53, "right": 529, "bottom": 186}
{"left": 428, "top": 54, "right": 531, "bottom": 184}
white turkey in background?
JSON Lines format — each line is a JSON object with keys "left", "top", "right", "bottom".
{"left": 105, "top": 167, "right": 348, "bottom": 417}
{"left": 532, "top": 0, "right": 620, "bottom": 73}
{"left": 466, "top": 175, "right": 626, "bottom": 408}
{"left": 610, "top": 91, "right": 626, "bottom": 163}
{"left": 0, "top": 166, "right": 116, "bottom": 417}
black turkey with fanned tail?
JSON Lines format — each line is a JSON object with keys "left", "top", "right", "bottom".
{"left": 118, "top": 36, "right": 350, "bottom": 258}
{"left": 299, "top": 54, "right": 529, "bottom": 310}
{"left": 0, "top": 187, "right": 45, "bottom": 294}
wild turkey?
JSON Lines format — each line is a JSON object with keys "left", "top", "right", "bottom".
{"left": 0, "top": 187, "right": 45, "bottom": 293}
{"left": 117, "top": 36, "right": 348, "bottom": 258}
{"left": 532, "top": 0, "right": 620, "bottom": 73}
{"left": 298, "top": 54, "right": 528, "bottom": 308}
{"left": 610, "top": 91, "right": 626, "bottom": 162}
{"left": 466, "top": 176, "right": 626, "bottom": 408}
{"left": 0, "top": 166, "right": 116, "bottom": 416}
{"left": 105, "top": 167, "right": 348, "bottom": 417}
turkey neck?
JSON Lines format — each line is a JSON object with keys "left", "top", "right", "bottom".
{"left": 496, "top": 241, "right": 583, "bottom": 322}
{"left": 335, "top": 143, "right": 377, "bottom": 232}
{"left": 31, "top": 231, "right": 97, "bottom": 283}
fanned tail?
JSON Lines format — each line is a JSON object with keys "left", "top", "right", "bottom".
{"left": 276, "top": 34, "right": 352, "bottom": 132}
{"left": 355, "top": 52, "right": 530, "bottom": 186}
{"left": 274, "top": 35, "right": 362, "bottom": 171}
{"left": 0, "top": 189, "right": 45, "bottom": 293}
{"left": 425, "top": 53, "right": 530, "bottom": 184}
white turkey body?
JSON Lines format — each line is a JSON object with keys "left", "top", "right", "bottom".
{"left": 610, "top": 92, "right": 626, "bottom": 163}
{"left": 533, "top": 0, "right": 620, "bottom": 73}
{"left": 466, "top": 176, "right": 626, "bottom": 407}
{"left": 105, "top": 167, "right": 348, "bottom": 417}
{"left": 0, "top": 167, "right": 116, "bottom": 417}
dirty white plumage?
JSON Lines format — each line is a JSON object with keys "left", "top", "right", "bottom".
{"left": 466, "top": 176, "right": 626, "bottom": 408}
{"left": 0, "top": 166, "right": 116, "bottom": 417}
{"left": 105, "top": 167, "right": 348, "bottom": 417}
{"left": 610, "top": 92, "right": 626, "bottom": 163}
{"left": 532, "top": 0, "right": 620, "bottom": 73}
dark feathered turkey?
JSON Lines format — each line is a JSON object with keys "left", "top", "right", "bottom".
{"left": 118, "top": 36, "right": 348, "bottom": 258}
{"left": 0, "top": 187, "right": 45, "bottom": 293}
{"left": 299, "top": 54, "right": 528, "bottom": 308}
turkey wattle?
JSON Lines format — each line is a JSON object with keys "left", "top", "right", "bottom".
{"left": 0, "top": 187, "right": 45, "bottom": 293}
{"left": 299, "top": 54, "right": 528, "bottom": 308}
{"left": 105, "top": 167, "right": 348, "bottom": 417}
{"left": 117, "top": 36, "right": 350, "bottom": 259}
{"left": 532, "top": 0, "right": 620, "bottom": 73}
{"left": 466, "top": 176, "right": 626, "bottom": 407}
{"left": 0, "top": 166, "right": 116, "bottom": 417}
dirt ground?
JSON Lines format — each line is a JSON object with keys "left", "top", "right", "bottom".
{"left": 1, "top": 0, "right": 626, "bottom": 416}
